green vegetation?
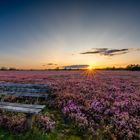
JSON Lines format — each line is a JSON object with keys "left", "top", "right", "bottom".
{"left": 0, "top": 107, "right": 91, "bottom": 140}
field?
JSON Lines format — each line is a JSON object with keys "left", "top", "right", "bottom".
{"left": 0, "top": 70, "right": 139, "bottom": 140}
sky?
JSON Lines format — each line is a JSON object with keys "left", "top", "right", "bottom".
{"left": 0, "top": 0, "right": 140, "bottom": 69}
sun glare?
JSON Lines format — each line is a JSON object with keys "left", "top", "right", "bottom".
{"left": 83, "top": 65, "right": 96, "bottom": 78}
{"left": 88, "top": 65, "right": 93, "bottom": 70}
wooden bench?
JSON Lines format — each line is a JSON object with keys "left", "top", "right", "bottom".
{"left": 0, "top": 83, "right": 49, "bottom": 129}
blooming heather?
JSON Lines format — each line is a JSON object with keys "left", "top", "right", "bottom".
{"left": 0, "top": 70, "right": 139, "bottom": 139}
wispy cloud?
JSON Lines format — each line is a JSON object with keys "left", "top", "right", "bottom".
{"left": 42, "top": 63, "right": 57, "bottom": 67}
{"left": 47, "top": 63, "right": 57, "bottom": 65}
{"left": 80, "top": 48, "right": 130, "bottom": 56}
{"left": 80, "top": 48, "right": 140, "bottom": 56}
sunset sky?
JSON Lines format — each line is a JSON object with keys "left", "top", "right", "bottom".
{"left": 0, "top": 0, "right": 140, "bottom": 69}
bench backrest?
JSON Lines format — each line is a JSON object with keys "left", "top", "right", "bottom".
{"left": 0, "top": 83, "right": 49, "bottom": 98}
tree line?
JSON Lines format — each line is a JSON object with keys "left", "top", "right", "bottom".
{"left": 0, "top": 64, "right": 140, "bottom": 71}
{"left": 96, "top": 64, "right": 140, "bottom": 71}
{"left": 126, "top": 64, "right": 140, "bottom": 71}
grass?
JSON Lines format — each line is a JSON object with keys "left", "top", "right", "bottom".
{"left": 0, "top": 106, "right": 91, "bottom": 140}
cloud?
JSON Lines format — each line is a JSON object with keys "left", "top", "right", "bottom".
{"left": 131, "top": 48, "right": 140, "bottom": 51}
{"left": 64, "top": 65, "right": 89, "bottom": 69}
{"left": 42, "top": 63, "right": 57, "bottom": 67}
{"left": 80, "top": 48, "right": 131, "bottom": 56}
{"left": 47, "top": 63, "right": 57, "bottom": 65}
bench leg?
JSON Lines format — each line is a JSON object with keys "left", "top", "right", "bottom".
{"left": 26, "top": 114, "right": 35, "bottom": 129}
{"left": 1, "top": 95, "right": 5, "bottom": 102}
{"left": 35, "top": 97, "right": 39, "bottom": 104}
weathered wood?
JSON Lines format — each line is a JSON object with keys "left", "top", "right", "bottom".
{"left": 0, "top": 102, "right": 45, "bottom": 129}
{"left": 26, "top": 113, "right": 35, "bottom": 129}
{"left": 14, "top": 93, "right": 48, "bottom": 98}
{"left": 0, "top": 102, "right": 45, "bottom": 109}
{"left": 0, "top": 92, "right": 48, "bottom": 98}
{"left": 0, "top": 83, "right": 48, "bottom": 129}
{"left": 0, "top": 92, "right": 15, "bottom": 96}
{"left": 0, "top": 88, "right": 47, "bottom": 93}
{"left": 0, "top": 83, "right": 49, "bottom": 99}
{"left": 0, "top": 104, "right": 42, "bottom": 114}
{"left": 0, "top": 83, "right": 48, "bottom": 88}
{"left": 1, "top": 88, "right": 40, "bottom": 93}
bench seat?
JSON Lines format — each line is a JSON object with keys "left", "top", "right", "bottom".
{"left": 0, "top": 83, "right": 49, "bottom": 129}
{"left": 0, "top": 102, "right": 45, "bottom": 114}
{"left": 0, "top": 102, "right": 46, "bottom": 129}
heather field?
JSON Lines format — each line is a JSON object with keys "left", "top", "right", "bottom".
{"left": 0, "top": 70, "right": 140, "bottom": 140}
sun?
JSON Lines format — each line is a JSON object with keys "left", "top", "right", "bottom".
{"left": 83, "top": 65, "right": 95, "bottom": 78}
{"left": 88, "top": 65, "right": 93, "bottom": 70}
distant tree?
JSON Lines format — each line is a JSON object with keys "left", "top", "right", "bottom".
{"left": 9, "top": 67, "right": 17, "bottom": 71}
{"left": 105, "top": 66, "right": 116, "bottom": 70}
{"left": 0, "top": 67, "right": 8, "bottom": 71}
{"left": 126, "top": 64, "right": 140, "bottom": 71}
{"left": 55, "top": 67, "right": 59, "bottom": 71}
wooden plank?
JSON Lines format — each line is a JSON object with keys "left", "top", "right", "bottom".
{"left": 0, "top": 88, "right": 47, "bottom": 93}
{"left": 2, "top": 88, "right": 40, "bottom": 93}
{"left": 0, "top": 105, "right": 42, "bottom": 114}
{"left": 0, "top": 92, "right": 48, "bottom": 98}
{"left": 0, "top": 83, "right": 48, "bottom": 88}
{"left": 0, "top": 102, "right": 45, "bottom": 109}
{"left": 0, "top": 92, "right": 15, "bottom": 96}
{"left": 14, "top": 93, "right": 48, "bottom": 98}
